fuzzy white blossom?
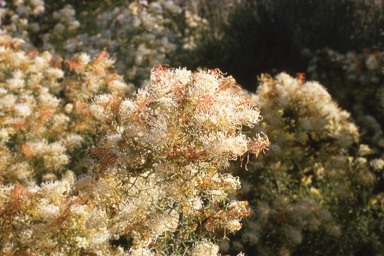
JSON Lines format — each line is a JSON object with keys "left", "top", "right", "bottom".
{"left": 192, "top": 241, "right": 220, "bottom": 256}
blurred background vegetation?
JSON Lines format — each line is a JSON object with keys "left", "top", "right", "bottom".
{"left": 181, "top": 0, "right": 384, "bottom": 89}
{"left": 6, "top": 0, "right": 384, "bottom": 92}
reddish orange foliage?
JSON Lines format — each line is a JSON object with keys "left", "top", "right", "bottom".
{"left": 21, "top": 143, "right": 35, "bottom": 159}
{"left": 197, "top": 94, "right": 214, "bottom": 113}
{"left": 66, "top": 55, "right": 84, "bottom": 73}
{"left": 51, "top": 57, "right": 63, "bottom": 69}
{"left": 93, "top": 50, "right": 108, "bottom": 65}
{"left": 14, "top": 120, "right": 27, "bottom": 131}
{"left": 1, "top": 184, "right": 30, "bottom": 225}
{"left": 26, "top": 50, "right": 39, "bottom": 56}
{"left": 88, "top": 146, "right": 118, "bottom": 168}
{"left": 39, "top": 110, "right": 53, "bottom": 123}
{"left": 75, "top": 101, "right": 88, "bottom": 110}
{"left": 296, "top": 73, "right": 306, "bottom": 84}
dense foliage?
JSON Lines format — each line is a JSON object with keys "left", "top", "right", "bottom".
{"left": 223, "top": 73, "right": 384, "bottom": 256}
{"left": 1, "top": 0, "right": 384, "bottom": 255}
{"left": 1, "top": 0, "right": 208, "bottom": 87}
{"left": 0, "top": 34, "right": 268, "bottom": 255}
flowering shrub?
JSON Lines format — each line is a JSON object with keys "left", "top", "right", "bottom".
{"left": 0, "top": 34, "right": 268, "bottom": 255}
{"left": 306, "top": 48, "right": 384, "bottom": 154}
{"left": 0, "top": 0, "right": 208, "bottom": 88}
{"left": 59, "top": 1, "right": 207, "bottom": 87}
{"left": 221, "top": 73, "right": 384, "bottom": 255}
{"left": 0, "top": 1, "right": 79, "bottom": 50}
{"left": 0, "top": 34, "right": 132, "bottom": 184}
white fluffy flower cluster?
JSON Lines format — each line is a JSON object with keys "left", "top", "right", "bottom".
{"left": 90, "top": 68, "right": 266, "bottom": 166}
{"left": 0, "top": 38, "right": 266, "bottom": 254}
{"left": 254, "top": 73, "right": 359, "bottom": 147}
{"left": 0, "top": 34, "right": 134, "bottom": 185}
{"left": 192, "top": 241, "right": 220, "bottom": 256}
{"left": 222, "top": 73, "right": 384, "bottom": 255}
{"left": 82, "top": 67, "right": 267, "bottom": 252}
{"left": 0, "top": 36, "right": 78, "bottom": 183}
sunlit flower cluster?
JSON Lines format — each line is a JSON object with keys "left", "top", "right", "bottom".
{"left": 221, "top": 73, "right": 384, "bottom": 255}
{"left": 0, "top": 35, "right": 74, "bottom": 184}
{"left": 0, "top": 35, "right": 267, "bottom": 255}
{"left": 0, "top": 34, "right": 132, "bottom": 186}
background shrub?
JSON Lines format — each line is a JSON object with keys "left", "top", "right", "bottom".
{"left": 183, "top": 0, "right": 384, "bottom": 90}
{"left": 222, "top": 73, "right": 384, "bottom": 256}
{"left": 0, "top": 0, "right": 208, "bottom": 88}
